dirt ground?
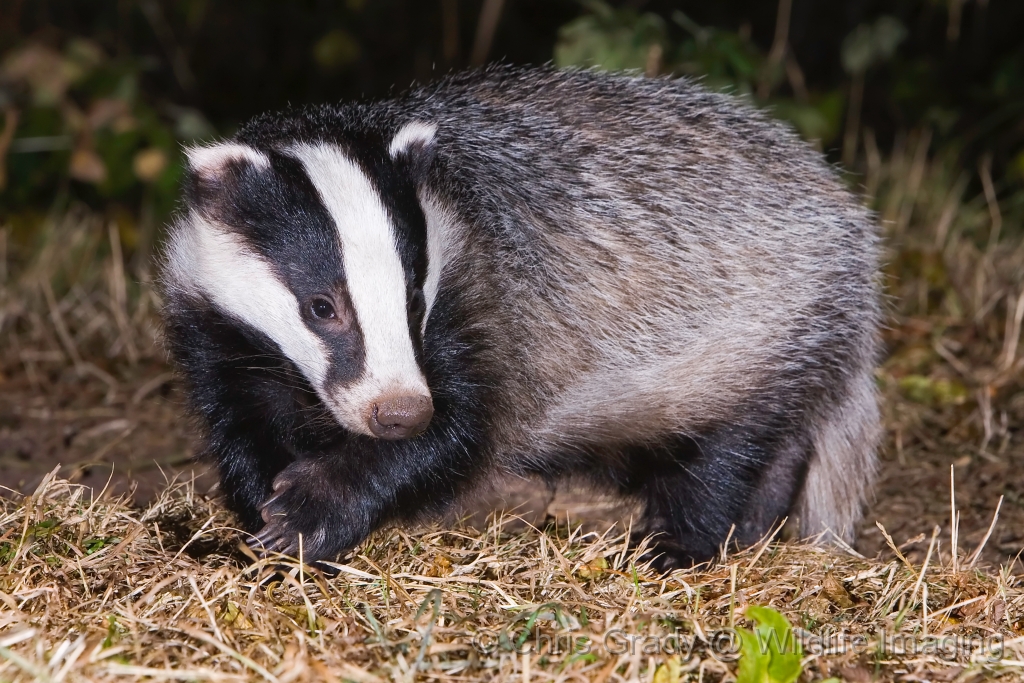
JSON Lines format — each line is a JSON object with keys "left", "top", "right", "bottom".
{"left": 2, "top": 318, "right": 1020, "bottom": 570}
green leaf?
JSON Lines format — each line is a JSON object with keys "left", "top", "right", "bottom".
{"left": 771, "top": 90, "right": 845, "bottom": 144}
{"left": 736, "top": 606, "right": 802, "bottom": 683}
{"left": 652, "top": 656, "right": 682, "bottom": 683}
{"left": 841, "top": 16, "right": 907, "bottom": 75}
{"left": 897, "top": 375, "right": 968, "bottom": 406}
{"left": 554, "top": 0, "right": 666, "bottom": 72}
{"left": 312, "top": 28, "right": 360, "bottom": 71}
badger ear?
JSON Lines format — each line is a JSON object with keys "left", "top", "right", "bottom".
{"left": 389, "top": 121, "right": 437, "bottom": 183}
{"left": 184, "top": 143, "right": 270, "bottom": 209}
{"left": 186, "top": 143, "right": 270, "bottom": 177}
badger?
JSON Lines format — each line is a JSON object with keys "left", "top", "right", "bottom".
{"left": 160, "top": 65, "right": 881, "bottom": 569}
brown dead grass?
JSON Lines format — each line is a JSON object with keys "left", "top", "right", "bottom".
{"left": 1, "top": 471, "right": 1023, "bottom": 682}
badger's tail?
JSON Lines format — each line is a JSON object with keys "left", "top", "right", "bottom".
{"left": 798, "top": 365, "right": 881, "bottom": 544}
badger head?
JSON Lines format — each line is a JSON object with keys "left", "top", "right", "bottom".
{"left": 163, "top": 121, "right": 440, "bottom": 440}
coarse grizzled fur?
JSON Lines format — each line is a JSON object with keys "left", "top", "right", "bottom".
{"left": 160, "top": 65, "right": 881, "bottom": 569}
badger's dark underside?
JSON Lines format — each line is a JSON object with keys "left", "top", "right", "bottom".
{"left": 166, "top": 285, "right": 820, "bottom": 569}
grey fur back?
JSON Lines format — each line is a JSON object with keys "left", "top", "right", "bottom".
{"left": 370, "top": 67, "right": 880, "bottom": 541}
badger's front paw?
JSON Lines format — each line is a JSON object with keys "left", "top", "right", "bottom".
{"left": 246, "top": 460, "right": 367, "bottom": 564}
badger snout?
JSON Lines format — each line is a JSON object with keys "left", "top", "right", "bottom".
{"left": 369, "top": 395, "right": 434, "bottom": 439}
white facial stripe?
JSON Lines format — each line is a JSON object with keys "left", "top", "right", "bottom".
{"left": 291, "top": 144, "right": 429, "bottom": 426}
{"left": 388, "top": 121, "right": 437, "bottom": 158}
{"left": 165, "top": 214, "right": 331, "bottom": 387}
{"left": 419, "top": 193, "right": 458, "bottom": 334}
{"left": 186, "top": 143, "right": 270, "bottom": 174}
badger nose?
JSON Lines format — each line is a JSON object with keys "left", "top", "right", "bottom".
{"left": 369, "top": 395, "right": 434, "bottom": 439}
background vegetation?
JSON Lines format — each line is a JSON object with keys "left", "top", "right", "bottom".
{"left": 2, "top": 1, "right": 1022, "bottom": 228}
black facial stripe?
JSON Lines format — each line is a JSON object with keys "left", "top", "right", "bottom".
{"left": 371, "top": 144, "right": 431, "bottom": 359}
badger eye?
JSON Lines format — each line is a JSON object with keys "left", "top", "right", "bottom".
{"left": 310, "top": 297, "right": 336, "bottom": 320}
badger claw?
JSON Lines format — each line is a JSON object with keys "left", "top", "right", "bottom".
{"left": 247, "top": 515, "right": 298, "bottom": 557}
{"left": 248, "top": 476, "right": 303, "bottom": 557}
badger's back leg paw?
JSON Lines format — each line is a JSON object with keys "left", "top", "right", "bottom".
{"left": 630, "top": 531, "right": 701, "bottom": 573}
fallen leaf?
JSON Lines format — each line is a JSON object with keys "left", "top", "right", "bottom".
{"left": 70, "top": 146, "right": 107, "bottom": 183}
{"left": 822, "top": 571, "right": 855, "bottom": 609}
{"left": 133, "top": 148, "right": 168, "bottom": 182}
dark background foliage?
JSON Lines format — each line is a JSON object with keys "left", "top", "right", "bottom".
{"left": 1, "top": 0, "right": 1022, "bottom": 224}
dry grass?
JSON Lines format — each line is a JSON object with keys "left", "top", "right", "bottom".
{"left": 1, "top": 126, "right": 1023, "bottom": 681}
{"left": 0, "top": 471, "right": 1022, "bottom": 683}
{"left": 854, "top": 132, "right": 1024, "bottom": 568}
{"left": 0, "top": 205, "right": 164, "bottom": 373}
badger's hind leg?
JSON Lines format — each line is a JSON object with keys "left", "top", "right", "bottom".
{"left": 735, "top": 434, "right": 812, "bottom": 544}
{"left": 631, "top": 370, "right": 879, "bottom": 571}
{"left": 615, "top": 417, "right": 820, "bottom": 572}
